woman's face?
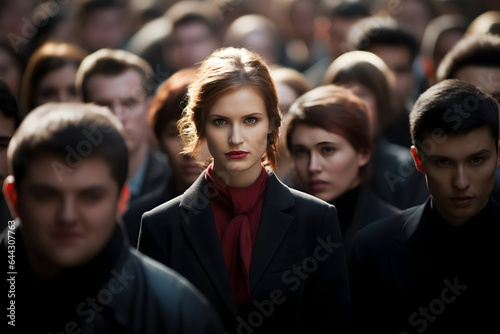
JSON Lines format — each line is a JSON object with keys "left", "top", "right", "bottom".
{"left": 205, "top": 87, "right": 271, "bottom": 187}
{"left": 34, "top": 64, "right": 80, "bottom": 108}
{"left": 161, "top": 120, "right": 204, "bottom": 192}
{"left": 290, "top": 124, "right": 370, "bottom": 202}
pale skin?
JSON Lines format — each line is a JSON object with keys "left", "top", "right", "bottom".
{"left": 34, "top": 65, "right": 80, "bottom": 107}
{"left": 85, "top": 69, "right": 151, "bottom": 180}
{"left": 290, "top": 124, "right": 371, "bottom": 203}
{"left": 411, "top": 126, "right": 500, "bottom": 227}
{"left": 3, "top": 157, "right": 130, "bottom": 279}
{"left": 204, "top": 87, "right": 272, "bottom": 188}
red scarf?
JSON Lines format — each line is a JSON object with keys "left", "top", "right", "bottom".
{"left": 205, "top": 164, "right": 269, "bottom": 306}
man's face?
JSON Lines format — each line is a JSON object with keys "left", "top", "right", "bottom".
{"left": 0, "top": 112, "right": 15, "bottom": 186}
{"left": 368, "top": 45, "right": 415, "bottom": 111}
{"left": 14, "top": 156, "right": 121, "bottom": 272}
{"left": 168, "top": 22, "right": 220, "bottom": 71}
{"left": 414, "top": 126, "right": 500, "bottom": 226}
{"left": 85, "top": 69, "right": 150, "bottom": 155}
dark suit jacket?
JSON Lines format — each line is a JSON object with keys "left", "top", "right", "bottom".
{"left": 340, "top": 185, "right": 400, "bottom": 261}
{"left": 122, "top": 149, "right": 172, "bottom": 246}
{"left": 349, "top": 197, "right": 500, "bottom": 333}
{"left": 138, "top": 171, "right": 352, "bottom": 334}
{"left": 369, "top": 136, "right": 429, "bottom": 210}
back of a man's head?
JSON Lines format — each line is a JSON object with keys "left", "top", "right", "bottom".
{"left": 410, "top": 79, "right": 500, "bottom": 151}
{"left": 8, "top": 102, "right": 128, "bottom": 189}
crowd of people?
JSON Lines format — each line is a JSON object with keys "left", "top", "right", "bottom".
{"left": 1, "top": 0, "right": 500, "bottom": 333}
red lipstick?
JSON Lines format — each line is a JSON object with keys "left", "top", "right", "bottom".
{"left": 225, "top": 151, "right": 249, "bottom": 159}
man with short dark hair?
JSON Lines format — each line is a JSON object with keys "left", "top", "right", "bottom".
{"left": 348, "top": 16, "right": 421, "bottom": 148}
{"left": 76, "top": 48, "right": 171, "bottom": 246}
{"left": 437, "top": 33, "right": 500, "bottom": 203}
{"left": 350, "top": 79, "right": 500, "bottom": 333}
{"left": 1, "top": 102, "right": 222, "bottom": 333}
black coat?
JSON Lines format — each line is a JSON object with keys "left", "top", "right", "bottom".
{"left": 2, "top": 223, "right": 223, "bottom": 334}
{"left": 138, "top": 171, "right": 352, "bottom": 334}
{"left": 349, "top": 197, "right": 500, "bottom": 333}
{"left": 122, "top": 149, "right": 172, "bottom": 247}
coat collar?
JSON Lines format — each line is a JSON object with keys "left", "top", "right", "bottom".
{"left": 178, "top": 171, "right": 295, "bottom": 313}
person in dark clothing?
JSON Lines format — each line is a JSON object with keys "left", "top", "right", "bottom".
{"left": 0, "top": 80, "right": 20, "bottom": 231}
{"left": 285, "top": 84, "right": 400, "bottom": 260}
{"left": 436, "top": 33, "right": 500, "bottom": 204}
{"left": 1, "top": 102, "right": 223, "bottom": 333}
{"left": 138, "top": 47, "right": 351, "bottom": 334}
{"left": 322, "top": 50, "right": 429, "bottom": 209}
{"left": 76, "top": 48, "right": 172, "bottom": 247}
{"left": 349, "top": 79, "right": 500, "bottom": 333}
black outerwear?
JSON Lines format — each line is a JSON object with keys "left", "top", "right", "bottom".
{"left": 138, "top": 171, "right": 352, "bottom": 334}
{"left": 349, "top": 197, "right": 500, "bottom": 333}
{"left": 122, "top": 149, "right": 172, "bottom": 247}
{"left": 2, "top": 223, "right": 223, "bottom": 334}
{"left": 332, "top": 185, "right": 401, "bottom": 261}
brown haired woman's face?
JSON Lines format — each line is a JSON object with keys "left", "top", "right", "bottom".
{"left": 290, "top": 124, "right": 370, "bottom": 202}
{"left": 35, "top": 65, "right": 80, "bottom": 108}
{"left": 205, "top": 87, "right": 271, "bottom": 187}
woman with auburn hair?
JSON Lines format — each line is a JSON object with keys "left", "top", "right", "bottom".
{"left": 21, "top": 41, "right": 87, "bottom": 114}
{"left": 286, "top": 84, "right": 400, "bottom": 258}
{"left": 138, "top": 47, "right": 351, "bottom": 333}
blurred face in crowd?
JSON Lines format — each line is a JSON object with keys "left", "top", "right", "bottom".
{"left": 34, "top": 65, "right": 80, "bottom": 107}
{"left": 161, "top": 121, "right": 205, "bottom": 193}
{"left": 205, "top": 88, "right": 271, "bottom": 187}
{"left": 368, "top": 45, "right": 415, "bottom": 111}
{"left": 412, "top": 126, "right": 500, "bottom": 226}
{"left": 291, "top": 124, "right": 370, "bottom": 202}
{"left": 5, "top": 156, "right": 128, "bottom": 278}
{"left": 79, "top": 7, "right": 129, "bottom": 52}
{"left": 168, "top": 21, "right": 219, "bottom": 71}
{"left": 0, "top": 112, "right": 15, "bottom": 187}
{"left": 85, "top": 69, "right": 151, "bottom": 156}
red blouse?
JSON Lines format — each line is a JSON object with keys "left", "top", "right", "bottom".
{"left": 205, "top": 163, "right": 269, "bottom": 306}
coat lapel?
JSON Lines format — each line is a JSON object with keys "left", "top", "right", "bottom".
{"left": 178, "top": 172, "right": 238, "bottom": 316}
{"left": 249, "top": 174, "right": 295, "bottom": 290}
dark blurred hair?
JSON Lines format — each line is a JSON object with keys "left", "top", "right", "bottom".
{"left": 410, "top": 79, "right": 500, "bottom": 149}
{"left": 0, "top": 80, "right": 21, "bottom": 127}
{"left": 286, "top": 84, "right": 374, "bottom": 183}
{"left": 8, "top": 103, "right": 128, "bottom": 189}
{"left": 348, "top": 16, "right": 420, "bottom": 62}
{"left": 436, "top": 34, "right": 500, "bottom": 81}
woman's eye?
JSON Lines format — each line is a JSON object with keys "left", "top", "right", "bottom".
{"left": 321, "top": 147, "right": 336, "bottom": 154}
{"left": 246, "top": 117, "right": 257, "bottom": 124}
{"left": 214, "top": 119, "right": 226, "bottom": 126}
{"left": 292, "top": 148, "right": 308, "bottom": 157}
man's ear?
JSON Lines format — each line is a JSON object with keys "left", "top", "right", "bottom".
{"left": 117, "top": 185, "right": 130, "bottom": 219}
{"left": 3, "top": 175, "right": 19, "bottom": 218}
{"left": 410, "top": 146, "right": 425, "bottom": 174}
